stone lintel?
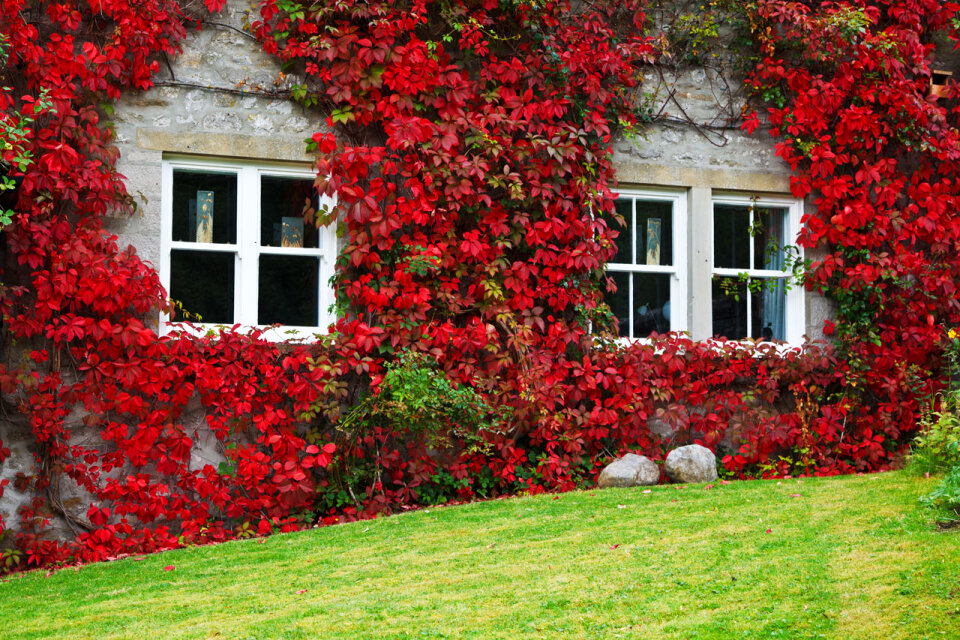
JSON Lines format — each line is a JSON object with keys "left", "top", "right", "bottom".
{"left": 614, "top": 162, "right": 793, "bottom": 194}
{"left": 136, "top": 129, "right": 314, "bottom": 163}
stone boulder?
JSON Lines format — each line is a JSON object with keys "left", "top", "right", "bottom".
{"left": 664, "top": 444, "right": 718, "bottom": 483}
{"left": 597, "top": 454, "right": 660, "bottom": 488}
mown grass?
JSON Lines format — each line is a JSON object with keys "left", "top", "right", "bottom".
{"left": 1, "top": 471, "right": 958, "bottom": 639}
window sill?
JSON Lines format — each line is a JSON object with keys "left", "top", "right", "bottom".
{"left": 161, "top": 321, "right": 331, "bottom": 343}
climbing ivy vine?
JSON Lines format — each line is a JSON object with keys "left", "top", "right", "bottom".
{"left": 0, "top": 0, "right": 958, "bottom": 571}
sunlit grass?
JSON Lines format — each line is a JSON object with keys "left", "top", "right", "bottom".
{"left": 2, "top": 471, "right": 957, "bottom": 639}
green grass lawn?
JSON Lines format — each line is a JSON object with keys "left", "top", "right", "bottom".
{"left": 1, "top": 471, "right": 957, "bottom": 639}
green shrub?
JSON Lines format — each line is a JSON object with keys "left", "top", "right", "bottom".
{"left": 339, "top": 350, "right": 500, "bottom": 447}
{"left": 909, "top": 402, "right": 960, "bottom": 475}
{"left": 317, "top": 351, "right": 504, "bottom": 511}
{"left": 920, "top": 465, "right": 960, "bottom": 525}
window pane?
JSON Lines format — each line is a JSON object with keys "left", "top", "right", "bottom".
{"left": 258, "top": 255, "right": 319, "bottom": 326}
{"left": 753, "top": 207, "right": 787, "bottom": 271}
{"left": 712, "top": 277, "right": 747, "bottom": 340}
{"left": 607, "top": 271, "right": 630, "bottom": 338}
{"left": 751, "top": 278, "right": 786, "bottom": 341}
{"left": 633, "top": 272, "right": 671, "bottom": 338}
{"left": 170, "top": 250, "right": 235, "bottom": 323}
{"left": 172, "top": 171, "right": 238, "bottom": 244}
{"left": 636, "top": 200, "right": 673, "bottom": 266}
{"left": 602, "top": 199, "right": 632, "bottom": 263}
{"left": 714, "top": 204, "right": 749, "bottom": 269}
{"left": 260, "top": 176, "right": 320, "bottom": 249}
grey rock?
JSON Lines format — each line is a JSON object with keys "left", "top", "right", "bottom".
{"left": 598, "top": 453, "right": 660, "bottom": 488}
{"left": 664, "top": 444, "right": 718, "bottom": 483}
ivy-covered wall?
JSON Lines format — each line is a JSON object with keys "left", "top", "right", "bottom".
{"left": 1, "top": 0, "right": 834, "bottom": 541}
{"left": 3, "top": 0, "right": 955, "bottom": 570}
{"left": 107, "top": 0, "right": 831, "bottom": 340}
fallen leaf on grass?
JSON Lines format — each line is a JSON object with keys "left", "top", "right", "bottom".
{"left": 617, "top": 504, "right": 627, "bottom": 509}
{"left": 704, "top": 485, "right": 714, "bottom": 490}
{"left": 295, "top": 589, "right": 308, "bottom": 594}
{"left": 163, "top": 565, "right": 175, "bottom": 572}
{"left": 789, "top": 494, "right": 801, "bottom": 498}
{"left": 642, "top": 489, "right": 652, "bottom": 494}
{"left": 765, "top": 529, "right": 772, "bottom": 534}
{"left": 552, "top": 496, "right": 559, "bottom": 501}
{"left": 610, "top": 544, "right": 620, "bottom": 549}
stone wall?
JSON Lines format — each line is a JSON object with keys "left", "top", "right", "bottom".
{"left": 102, "top": 0, "right": 828, "bottom": 342}
{"left": 0, "top": 0, "right": 837, "bottom": 540}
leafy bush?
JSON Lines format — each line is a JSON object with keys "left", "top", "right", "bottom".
{"left": 920, "top": 466, "right": 960, "bottom": 525}
{"left": 316, "top": 351, "right": 503, "bottom": 512}
{"left": 909, "top": 402, "right": 960, "bottom": 475}
{"left": 339, "top": 351, "right": 500, "bottom": 448}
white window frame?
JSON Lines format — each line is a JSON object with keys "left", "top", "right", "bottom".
{"left": 710, "top": 193, "right": 804, "bottom": 345}
{"left": 159, "top": 156, "right": 337, "bottom": 341}
{"left": 605, "top": 188, "right": 688, "bottom": 339}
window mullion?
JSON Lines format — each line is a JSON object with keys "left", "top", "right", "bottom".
{"left": 237, "top": 166, "right": 260, "bottom": 326}
{"left": 671, "top": 193, "right": 687, "bottom": 333}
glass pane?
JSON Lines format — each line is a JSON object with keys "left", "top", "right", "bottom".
{"left": 260, "top": 176, "right": 320, "bottom": 249}
{"left": 753, "top": 207, "right": 787, "bottom": 271}
{"left": 635, "top": 200, "right": 673, "bottom": 266}
{"left": 712, "top": 277, "right": 747, "bottom": 340}
{"left": 751, "top": 278, "right": 786, "bottom": 341}
{"left": 602, "top": 199, "right": 632, "bottom": 264}
{"left": 632, "top": 273, "right": 671, "bottom": 338}
{"left": 258, "top": 255, "right": 319, "bottom": 326}
{"left": 714, "top": 204, "right": 749, "bottom": 269}
{"left": 172, "top": 171, "right": 237, "bottom": 244}
{"left": 606, "top": 271, "right": 630, "bottom": 338}
{"left": 170, "top": 250, "right": 235, "bottom": 323}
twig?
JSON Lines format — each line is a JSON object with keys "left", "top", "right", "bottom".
{"left": 152, "top": 80, "right": 291, "bottom": 100}
{"left": 199, "top": 20, "right": 260, "bottom": 43}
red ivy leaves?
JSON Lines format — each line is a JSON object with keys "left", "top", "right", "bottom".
{"left": 0, "top": 0, "right": 953, "bottom": 572}
{"left": 746, "top": 0, "right": 960, "bottom": 447}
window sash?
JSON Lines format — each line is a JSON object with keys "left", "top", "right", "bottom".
{"left": 604, "top": 189, "right": 687, "bottom": 339}
{"left": 710, "top": 195, "right": 804, "bottom": 344}
{"left": 160, "top": 157, "right": 336, "bottom": 339}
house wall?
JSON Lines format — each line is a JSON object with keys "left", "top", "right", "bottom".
{"left": 103, "top": 0, "right": 831, "bottom": 345}
{"left": 1, "top": 0, "right": 834, "bottom": 539}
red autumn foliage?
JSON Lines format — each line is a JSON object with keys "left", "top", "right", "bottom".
{"left": 0, "top": 0, "right": 956, "bottom": 571}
